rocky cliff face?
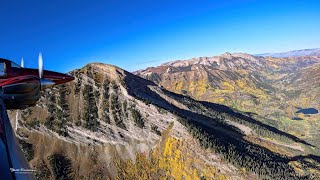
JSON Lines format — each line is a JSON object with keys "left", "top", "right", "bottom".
{"left": 9, "top": 63, "right": 320, "bottom": 179}
{"left": 9, "top": 63, "right": 243, "bottom": 179}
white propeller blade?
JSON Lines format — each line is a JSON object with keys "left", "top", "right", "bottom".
{"left": 21, "top": 57, "right": 24, "bottom": 68}
{"left": 38, "top": 53, "right": 43, "bottom": 79}
{"left": 37, "top": 52, "right": 56, "bottom": 90}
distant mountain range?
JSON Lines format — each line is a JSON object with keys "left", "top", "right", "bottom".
{"left": 256, "top": 48, "right": 320, "bottom": 57}
{"left": 135, "top": 52, "right": 320, "bottom": 164}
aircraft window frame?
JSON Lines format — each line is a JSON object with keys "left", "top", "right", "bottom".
{"left": 11, "top": 62, "right": 22, "bottom": 68}
{"left": 0, "top": 62, "right": 6, "bottom": 77}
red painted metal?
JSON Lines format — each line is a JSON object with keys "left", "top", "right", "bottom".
{"left": 0, "top": 58, "right": 74, "bottom": 86}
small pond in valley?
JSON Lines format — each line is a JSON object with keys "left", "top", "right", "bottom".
{"left": 295, "top": 108, "right": 319, "bottom": 115}
{"left": 292, "top": 117, "right": 303, "bottom": 121}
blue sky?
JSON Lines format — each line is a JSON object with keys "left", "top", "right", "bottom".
{"left": 0, "top": 0, "right": 319, "bottom": 72}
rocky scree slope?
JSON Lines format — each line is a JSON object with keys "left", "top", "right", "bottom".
{"left": 8, "top": 63, "right": 320, "bottom": 179}
{"left": 9, "top": 63, "right": 243, "bottom": 179}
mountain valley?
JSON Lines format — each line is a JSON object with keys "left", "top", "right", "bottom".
{"left": 136, "top": 53, "right": 320, "bottom": 148}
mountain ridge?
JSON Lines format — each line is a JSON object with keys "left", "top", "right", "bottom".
{"left": 8, "top": 62, "right": 320, "bottom": 179}
{"left": 256, "top": 48, "right": 320, "bottom": 57}
{"left": 135, "top": 52, "right": 320, "bottom": 157}
{"left": 10, "top": 63, "right": 247, "bottom": 179}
